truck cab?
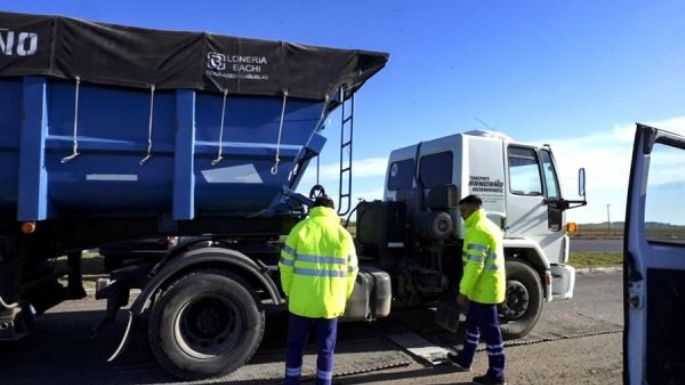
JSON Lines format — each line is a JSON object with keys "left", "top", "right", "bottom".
{"left": 356, "top": 130, "right": 586, "bottom": 338}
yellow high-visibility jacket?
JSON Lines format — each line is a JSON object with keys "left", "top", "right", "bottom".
{"left": 278, "top": 206, "right": 358, "bottom": 319}
{"left": 459, "top": 208, "right": 506, "bottom": 304}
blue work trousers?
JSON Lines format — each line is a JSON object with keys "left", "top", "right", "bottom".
{"left": 284, "top": 313, "right": 338, "bottom": 385}
{"left": 454, "top": 301, "right": 506, "bottom": 380}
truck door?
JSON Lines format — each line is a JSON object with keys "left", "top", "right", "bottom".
{"left": 505, "top": 146, "right": 564, "bottom": 262}
{"left": 625, "top": 123, "right": 685, "bottom": 384}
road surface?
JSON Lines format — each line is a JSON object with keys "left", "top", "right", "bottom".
{"left": 0, "top": 271, "right": 624, "bottom": 385}
{"left": 570, "top": 239, "right": 623, "bottom": 253}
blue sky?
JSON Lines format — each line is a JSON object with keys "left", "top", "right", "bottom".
{"left": 4, "top": 0, "right": 685, "bottom": 223}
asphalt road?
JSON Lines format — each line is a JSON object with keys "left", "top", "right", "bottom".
{"left": 0, "top": 271, "right": 624, "bottom": 385}
{"left": 570, "top": 239, "right": 623, "bottom": 253}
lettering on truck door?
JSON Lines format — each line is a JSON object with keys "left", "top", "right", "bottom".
{"left": 467, "top": 138, "right": 505, "bottom": 218}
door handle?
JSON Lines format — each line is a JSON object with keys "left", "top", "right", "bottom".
{"left": 628, "top": 281, "right": 644, "bottom": 309}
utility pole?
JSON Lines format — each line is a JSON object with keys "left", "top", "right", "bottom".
{"left": 606, "top": 204, "right": 611, "bottom": 233}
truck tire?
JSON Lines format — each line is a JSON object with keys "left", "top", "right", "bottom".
{"left": 499, "top": 260, "right": 543, "bottom": 339}
{"left": 148, "top": 269, "right": 265, "bottom": 380}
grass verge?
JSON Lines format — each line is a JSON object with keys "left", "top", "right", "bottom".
{"left": 569, "top": 251, "right": 622, "bottom": 268}
{"left": 55, "top": 252, "right": 105, "bottom": 276}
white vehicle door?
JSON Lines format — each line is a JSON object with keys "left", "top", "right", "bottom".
{"left": 625, "top": 123, "right": 685, "bottom": 384}
{"left": 505, "top": 145, "right": 564, "bottom": 262}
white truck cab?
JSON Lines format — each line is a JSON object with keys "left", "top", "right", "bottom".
{"left": 377, "top": 130, "right": 586, "bottom": 337}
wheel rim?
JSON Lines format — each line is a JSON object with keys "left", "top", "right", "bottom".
{"left": 501, "top": 280, "right": 530, "bottom": 320}
{"left": 173, "top": 295, "right": 242, "bottom": 359}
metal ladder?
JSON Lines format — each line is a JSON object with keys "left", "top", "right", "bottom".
{"left": 337, "top": 87, "right": 354, "bottom": 216}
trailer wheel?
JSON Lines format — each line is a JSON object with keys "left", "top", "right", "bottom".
{"left": 148, "top": 270, "right": 265, "bottom": 380}
{"left": 499, "top": 260, "right": 543, "bottom": 339}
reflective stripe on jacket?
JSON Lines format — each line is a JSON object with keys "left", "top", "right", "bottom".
{"left": 459, "top": 208, "right": 506, "bottom": 304}
{"left": 278, "top": 206, "right": 358, "bottom": 318}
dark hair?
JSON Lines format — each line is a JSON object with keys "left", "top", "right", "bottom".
{"left": 458, "top": 194, "right": 483, "bottom": 206}
{"left": 313, "top": 195, "right": 335, "bottom": 209}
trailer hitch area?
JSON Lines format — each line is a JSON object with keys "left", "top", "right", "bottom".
{"left": 94, "top": 278, "right": 115, "bottom": 300}
{"left": 281, "top": 186, "right": 314, "bottom": 207}
{"left": 90, "top": 279, "right": 130, "bottom": 339}
{"left": 90, "top": 264, "right": 151, "bottom": 339}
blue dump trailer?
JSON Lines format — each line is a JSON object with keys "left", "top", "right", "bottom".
{"left": 0, "top": 11, "right": 388, "bottom": 379}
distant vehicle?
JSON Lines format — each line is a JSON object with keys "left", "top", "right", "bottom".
{"left": 625, "top": 123, "right": 685, "bottom": 384}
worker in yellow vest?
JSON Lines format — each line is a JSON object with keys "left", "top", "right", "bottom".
{"left": 449, "top": 195, "right": 507, "bottom": 385}
{"left": 278, "top": 195, "right": 358, "bottom": 385}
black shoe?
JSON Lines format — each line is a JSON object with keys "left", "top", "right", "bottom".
{"left": 472, "top": 373, "right": 506, "bottom": 385}
{"left": 446, "top": 352, "right": 471, "bottom": 372}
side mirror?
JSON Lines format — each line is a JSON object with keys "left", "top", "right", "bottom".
{"left": 558, "top": 168, "right": 588, "bottom": 210}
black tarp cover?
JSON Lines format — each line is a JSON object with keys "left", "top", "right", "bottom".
{"left": 0, "top": 12, "right": 388, "bottom": 101}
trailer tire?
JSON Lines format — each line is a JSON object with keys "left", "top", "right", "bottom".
{"left": 499, "top": 260, "right": 543, "bottom": 339}
{"left": 148, "top": 269, "right": 265, "bottom": 380}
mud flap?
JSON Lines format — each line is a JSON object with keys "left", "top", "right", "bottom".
{"left": 435, "top": 296, "right": 462, "bottom": 333}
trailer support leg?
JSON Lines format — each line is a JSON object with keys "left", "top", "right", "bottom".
{"left": 67, "top": 250, "right": 86, "bottom": 299}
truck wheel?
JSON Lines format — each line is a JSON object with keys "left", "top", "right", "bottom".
{"left": 499, "top": 260, "right": 543, "bottom": 339}
{"left": 148, "top": 270, "right": 265, "bottom": 380}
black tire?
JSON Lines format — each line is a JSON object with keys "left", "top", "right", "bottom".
{"left": 499, "top": 260, "right": 543, "bottom": 339}
{"left": 148, "top": 270, "right": 265, "bottom": 380}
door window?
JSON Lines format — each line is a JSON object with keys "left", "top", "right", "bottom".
{"left": 644, "top": 142, "right": 685, "bottom": 245}
{"left": 540, "top": 150, "right": 560, "bottom": 200}
{"left": 508, "top": 147, "right": 542, "bottom": 195}
{"left": 539, "top": 149, "right": 563, "bottom": 231}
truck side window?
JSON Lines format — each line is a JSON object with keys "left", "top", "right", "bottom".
{"left": 419, "top": 152, "right": 453, "bottom": 188}
{"left": 540, "top": 150, "right": 560, "bottom": 200}
{"left": 387, "top": 158, "right": 415, "bottom": 191}
{"left": 644, "top": 142, "right": 685, "bottom": 245}
{"left": 508, "top": 147, "right": 542, "bottom": 195}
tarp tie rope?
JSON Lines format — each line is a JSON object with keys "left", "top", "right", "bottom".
{"left": 139, "top": 84, "right": 156, "bottom": 166}
{"left": 211, "top": 89, "right": 229, "bottom": 166}
{"left": 313, "top": 94, "right": 330, "bottom": 131}
{"left": 271, "top": 90, "right": 288, "bottom": 175}
{"left": 61, "top": 76, "right": 81, "bottom": 163}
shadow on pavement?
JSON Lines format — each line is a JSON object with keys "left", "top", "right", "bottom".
{"left": 0, "top": 307, "right": 417, "bottom": 385}
{"left": 332, "top": 364, "right": 471, "bottom": 385}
